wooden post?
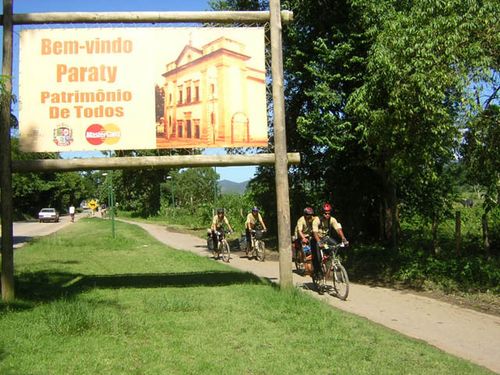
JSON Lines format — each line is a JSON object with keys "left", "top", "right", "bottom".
{"left": 455, "top": 211, "right": 461, "bottom": 257}
{"left": 270, "top": 0, "right": 293, "bottom": 288}
{"left": 1, "top": 0, "right": 15, "bottom": 302}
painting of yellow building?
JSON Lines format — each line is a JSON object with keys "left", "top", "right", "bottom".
{"left": 156, "top": 32, "right": 268, "bottom": 148}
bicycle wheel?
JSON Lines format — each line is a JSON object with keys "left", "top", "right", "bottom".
{"left": 330, "top": 263, "right": 349, "bottom": 300}
{"left": 247, "top": 239, "right": 254, "bottom": 259}
{"left": 311, "top": 266, "right": 326, "bottom": 295}
{"left": 213, "top": 244, "right": 220, "bottom": 260}
{"left": 221, "top": 240, "right": 231, "bottom": 263}
{"left": 256, "top": 240, "right": 265, "bottom": 261}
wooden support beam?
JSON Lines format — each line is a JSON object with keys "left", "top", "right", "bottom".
{"left": 12, "top": 152, "right": 301, "bottom": 173}
{"left": 1, "top": 10, "right": 293, "bottom": 25}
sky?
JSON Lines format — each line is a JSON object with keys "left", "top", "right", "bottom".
{"left": 5, "top": 0, "right": 259, "bottom": 183}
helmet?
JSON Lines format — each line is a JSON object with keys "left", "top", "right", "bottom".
{"left": 322, "top": 203, "right": 332, "bottom": 213}
{"left": 303, "top": 207, "right": 314, "bottom": 215}
{"left": 252, "top": 206, "right": 259, "bottom": 212}
{"left": 217, "top": 208, "right": 225, "bottom": 214}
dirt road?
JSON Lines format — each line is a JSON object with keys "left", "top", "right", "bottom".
{"left": 128, "top": 220, "right": 500, "bottom": 374}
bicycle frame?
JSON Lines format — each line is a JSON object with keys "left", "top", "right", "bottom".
{"left": 248, "top": 229, "right": 265, "bottom": 261}
{"left": 213, "top": 230, "right": 231, "bottom": 263}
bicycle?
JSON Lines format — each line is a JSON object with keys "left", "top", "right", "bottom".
{"left": 211, "top": 230, "right": 231, "bottom": 263}
{"left": 246, "top": 229, "right": 266, "bottom": 261}
{"left": 311, "top": 237, "right": 349, "bottom": 300}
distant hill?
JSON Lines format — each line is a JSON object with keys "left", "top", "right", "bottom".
{"left": 218, "top": 180, "right": 248, "bottom": 195}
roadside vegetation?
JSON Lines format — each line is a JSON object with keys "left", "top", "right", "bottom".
{"left": 0, "top": 219, "right": 493, "bottom": 374}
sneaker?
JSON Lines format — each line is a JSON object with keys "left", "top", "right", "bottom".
{"left": 315, "top": 276, "right": 325, "bottom": 294}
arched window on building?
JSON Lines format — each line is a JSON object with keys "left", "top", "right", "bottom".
{"left": 210, "top": 112, "right": 216, "bottom": 143}
{"left": 231, "top": 112, "right": 249, "bottom": 143}
{"left": 177, "top": 120, "right": 183, "bottom": 138}
{"left": 194, "top": 119, "right": 200, "bottom": 139}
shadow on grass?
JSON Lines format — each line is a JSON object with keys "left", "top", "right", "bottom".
{"left": 2, "top": 270, "right": 268, "bottom": 311}
{"left": 0, "top": 235, "right": 33, "bottom": 248}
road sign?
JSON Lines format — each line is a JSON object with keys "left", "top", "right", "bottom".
{"left": 88, "top": 199, "right": 98, "bottom": 210}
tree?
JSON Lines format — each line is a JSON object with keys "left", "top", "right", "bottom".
{"left": 166, "top": 167, "right": 219, "bottom": 212}
{"left": 208, "top": 0, "right": 266, "bottom": 11}
{"left": 112, "top": 149, "right": 195, "bottom": 217}
{"left": 210, "top": 0, "right": 499, "bottom": 252}
{"left": 10, "top": 136, "right": 99, "bottom": 218}
{"left": 275, "top": 0, "right": 381, "bottom": 239}
{"left": 347, "top": 0, "right": 499, "bottom": 248}
{"left": 462, "top": 105, "right": 499, "bottom": 212}
{"left": 461, "top": 105, "right": 500, "bottom": 253}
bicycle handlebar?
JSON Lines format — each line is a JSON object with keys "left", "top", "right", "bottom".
{"left": 250, "top": 229, "right": 266, "bottom": 234}
{"left": 319, "top": 236, "right": 348, "bottom": 251}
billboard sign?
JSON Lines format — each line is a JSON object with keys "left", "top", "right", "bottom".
{"left": 19, "top": 27, "right": 267, "bottom": 152}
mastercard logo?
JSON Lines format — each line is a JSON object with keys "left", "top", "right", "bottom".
{"left": 85, "top": 123, "right": 121, "bottom": 145}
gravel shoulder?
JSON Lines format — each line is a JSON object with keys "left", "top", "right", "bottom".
{"left": 127, "top": 220, "right": 500, "bottom": 374}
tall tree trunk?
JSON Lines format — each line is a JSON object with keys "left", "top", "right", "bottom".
{"left": 482, "top": 213, "right": 490, "bottom": 257}
{"left": 455, "top": 211, "right": 461, "bottom": 256}
{"left": 389, "top": 184, "right": 400, "bottom": 250}
{"left": 380, "top": 170, "right": 400, "bottom": 250}
{"left": 379, "top": 203, "right": 385, "bottom": 241}
{"left": 432, "top": 215, "right": 440, "bottom": 255}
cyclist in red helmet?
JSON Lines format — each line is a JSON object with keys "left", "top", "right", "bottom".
{"left": 310, "top": 203, "right": 348, "bottom": 293}
{"left": 316, "top": 203, "right": 348, "bottom": 244}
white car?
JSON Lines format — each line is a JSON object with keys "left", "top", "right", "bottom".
{"left": 38, "top": 208, "right": 59, "bottom": 223}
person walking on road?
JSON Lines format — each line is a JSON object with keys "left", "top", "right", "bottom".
{"left": 69, "top": 205, "right": 76, "bottom": 223}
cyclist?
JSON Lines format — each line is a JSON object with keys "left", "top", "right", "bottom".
{"left": 211, "top": 208, "right": 233, "bottom": 251}
{"left": 293, "top": 207, "right": 316, "bottom": 269}
{"left": 311, "top": 203, "right": 348, "bottom": 292}
{"left": 317, "top": 202, "right": 348, "bottom": 246}
{"left": 294, "top": 207, "right": 315, "bottom": 246}
{"left": 245, "top": 206, "right": 267, "bottom": 253}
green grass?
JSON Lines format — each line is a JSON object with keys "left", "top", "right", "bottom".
{"left": 0, "top": 219, "right": 493, "bottom": 374}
